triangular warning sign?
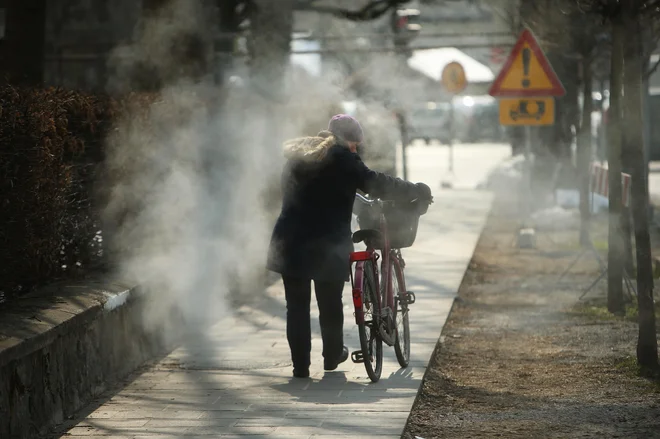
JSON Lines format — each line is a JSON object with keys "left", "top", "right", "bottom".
{"left": 489, "top": 28, "right": 565, "bottom": 97}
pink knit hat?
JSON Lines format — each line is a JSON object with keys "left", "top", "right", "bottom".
{"left": 328, "top": 114, "right": 364, "bottom": 143}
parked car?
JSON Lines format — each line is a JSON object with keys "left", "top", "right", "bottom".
{"left": 407, "top": 102, "right": 452, "bottom": 145}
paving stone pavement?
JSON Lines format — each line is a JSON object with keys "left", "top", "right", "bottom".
{"left": 49, "top": 145, "right": 501, "bottom": 439}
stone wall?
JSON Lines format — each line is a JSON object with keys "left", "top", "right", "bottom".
{"left": 0, "top": 280, "right": 176, "bottom": 439}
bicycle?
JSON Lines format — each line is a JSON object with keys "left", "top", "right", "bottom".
{"left": 348, "top": 193, "right": 430, "bottom": 382}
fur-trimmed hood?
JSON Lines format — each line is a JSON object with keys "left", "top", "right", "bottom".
{"left": 282, "top": 130, "right": 346, "bottom": 162}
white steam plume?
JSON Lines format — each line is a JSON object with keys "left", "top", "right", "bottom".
{"left": 102, "top": 0, "right": 357, "bottom": 341}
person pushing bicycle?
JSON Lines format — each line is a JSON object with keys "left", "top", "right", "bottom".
{"left": 267, "top": 114, "right": 433, "bottom": 378}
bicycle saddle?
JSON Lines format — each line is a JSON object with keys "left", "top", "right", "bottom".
{"left": 352, "top": 229, "right": 383, "bottom": 244}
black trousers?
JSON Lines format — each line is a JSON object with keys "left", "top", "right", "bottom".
{"left": 282, "top": 276, "right": 345, "bottom": 371}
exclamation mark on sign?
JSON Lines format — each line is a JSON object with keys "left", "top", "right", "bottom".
{"left": 522, "top": 47, "right": 531, "bottom": 88}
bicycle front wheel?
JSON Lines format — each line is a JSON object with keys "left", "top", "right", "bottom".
{"left": 358, "top": 260, "right": 383, "bottom": 382}
{"left": 391, "top": 258, "right": 410, "bottom": 368}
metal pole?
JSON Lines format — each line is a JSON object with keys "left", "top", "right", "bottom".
{"left": 397, "top": 112, "right": 409, "bottom": 181}
{"left": 449, "top": 98, "right": 455, "bottom": 174}
{"left": 525, "top": 126, "right": 533, "bottom": 162}
{"left": 599, "top": 79, "right": 607, "bottom": 162}
{"left": 402, "top": 141, "right": 408, "bottom": 181}
{"left": 524, "top": 125, "right": 533, "bottom": 222}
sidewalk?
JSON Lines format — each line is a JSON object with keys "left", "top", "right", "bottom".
{"left": 46, "top": 190, "right": 492, "bottom": 439}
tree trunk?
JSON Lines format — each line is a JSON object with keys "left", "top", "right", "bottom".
{"left": 578, "top": 57, "right": 593, "bottom": 247}
{"left": 622, "top": 9, "right": 659, "bottom": 371}
{"left": 0, "top": 0, "right": 47, "bottom": 85}
{"left": 607, "top": 15, "right": 626, "bottom": 315}
{"left": 247, "top": 0, "right": 294, "bottom": 206}
{"left": 621, "top": 28, "right": 636, "bottom": 278}
{"left": 621, "top": 69, "right": 635, "bottom": 278}
{"left": 542, "top": 54, "right": 578, "bottom": 162}
{"left": 597, "top": 78, "right": 607, "bottom": 162}
{"left": 641, "top": 37, "right": 653, "bottom": 225}
{"left": 240, "top": 0, "right": 295, "bottom": 301}
{"left": 621, "top": 119, "right": 635, "bottom": 277}
{"left": 621, "top": 207, "right": 635, "bottom": 276}
{"left": 134, "top": 0, "right": 213, "bottom": 89}
{"left": 249, "top": 0, "right": 294, "bottom": 103}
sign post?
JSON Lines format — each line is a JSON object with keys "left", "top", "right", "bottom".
{"left": 488, "top": 28, "right": 566, "bottom": 246}
{"left": 441, "top": 61, "right": 467, "bottom": 187}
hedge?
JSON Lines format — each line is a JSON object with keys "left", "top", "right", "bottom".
{"left": 0, "top": 86, "right": 116, "bottom": 303}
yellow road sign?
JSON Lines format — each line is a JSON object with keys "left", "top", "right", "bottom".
{"left": 499, "top": 97, "right": 555, "bottom": 126}
{"left": 489, "top": 29, "right": 565, "bottom": 97}
{"left": 441, "top": 62, "right": 467, "bottom": 94}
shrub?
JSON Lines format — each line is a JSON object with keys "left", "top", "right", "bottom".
{"left": 0, "top": 86, "right": 115, "bottom": 301}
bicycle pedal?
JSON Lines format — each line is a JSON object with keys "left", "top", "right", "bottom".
{"left": 405, "top": 292, "right": 416, "bottom": 305}
{"left": 351, "top": 350, "right": 365, "bottom": 363}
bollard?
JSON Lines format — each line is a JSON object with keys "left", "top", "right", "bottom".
{"left": 517, "top": 228, "right": 536, "bottom": 249}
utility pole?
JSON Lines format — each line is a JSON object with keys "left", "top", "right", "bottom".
{"left": 249, "top": 0, "right": 294, "bottom": 103}
{"left": 396, "top": 112, "right": 409, "bottom": 181}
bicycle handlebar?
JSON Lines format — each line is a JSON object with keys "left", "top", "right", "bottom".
{"left": 355, "top": 193, "right": 430, "bottom": 207}
{"left": 355, "top": 193, "right": 432, "bottom": 218}
{"left": 355, "top": 193, "right": 380, "bottom": 207}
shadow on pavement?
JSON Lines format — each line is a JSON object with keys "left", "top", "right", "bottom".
{"left": 271, "top": 371, "right": 417, "bottom": 404}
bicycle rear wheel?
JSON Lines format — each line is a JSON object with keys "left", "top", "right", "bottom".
{"left": 358, "top": 260, "right": 383, "bottom": 382}
{"left": 391, "top": 258, "right": 410, "bottom": 368}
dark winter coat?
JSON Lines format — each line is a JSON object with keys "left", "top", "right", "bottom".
{"left": 266, "top": 131, "right": 420, "bottom": 282}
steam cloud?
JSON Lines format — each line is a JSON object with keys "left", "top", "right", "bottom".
{"left": 102, "top": 0, "right": 407, "bottom": 341}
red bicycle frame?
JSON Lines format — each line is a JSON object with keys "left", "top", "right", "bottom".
{"left": 349, "top": 209, "right": 400, "bottom": 326}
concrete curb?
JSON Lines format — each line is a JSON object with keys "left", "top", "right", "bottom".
{"left": 0, "top": 278, "right": 172, "bottom": 438}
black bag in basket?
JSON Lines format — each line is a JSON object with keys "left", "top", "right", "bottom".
{"left": 382, "top": 204, "right": 421, "bottom": 249}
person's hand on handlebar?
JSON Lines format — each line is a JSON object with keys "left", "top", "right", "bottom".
{"left": 415, "top": 182, "right": 433, "bottom": 203}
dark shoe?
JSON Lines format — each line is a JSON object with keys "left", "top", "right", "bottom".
{"left": 324, "top": 346, "right": 349, "bottom": 371}
{"left": 293, "top": 368, "right": 310, "bottom": 378}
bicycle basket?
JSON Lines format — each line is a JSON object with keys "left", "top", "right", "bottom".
{"left": 357, "top": 203, "right": 421, "bottom": 249}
